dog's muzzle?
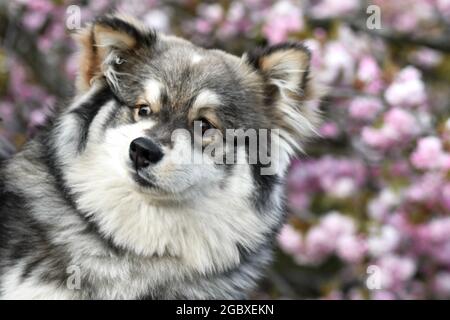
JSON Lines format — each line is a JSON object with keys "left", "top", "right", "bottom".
{"left": 129, "top": 137, "right": 163, "bottom": 170}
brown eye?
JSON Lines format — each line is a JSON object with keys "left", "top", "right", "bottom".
{"left": 137, "top": 104, "right": 152, "bottom": 117}
{"left": 199, "top": 118, "right": 214, "bottom": 134}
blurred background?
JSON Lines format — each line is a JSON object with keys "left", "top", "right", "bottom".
{"left": 1, "top": 0, "right": 450, "bottom": 299}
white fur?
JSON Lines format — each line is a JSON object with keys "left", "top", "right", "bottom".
{"left": 63, "top": 117, "right": 275, "bottom": 275}
{"left": 191, "top": 53, "right": 203, "bottom": 64}
{"left": 1, "top": 264, "right": 76, "bottom": 300}
{"left": 191, "top": 89, "right": 221, "bottom": 112}
{"left": 143, "top": 79, "right": 163, "bottom": 105}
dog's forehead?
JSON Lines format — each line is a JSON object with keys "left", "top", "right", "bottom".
{"left": 140, "top": 41, "right": 244, "bottom": 110}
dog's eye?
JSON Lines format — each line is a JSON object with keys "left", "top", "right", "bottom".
{"left": 137, "top": 104, "right": 152, "bottom": 117}
{"left": 198, "top": 118, "right": 214, "bottom": 135}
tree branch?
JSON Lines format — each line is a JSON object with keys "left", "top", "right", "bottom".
{"left": 307, "top": 13, "right": 450, "bottom": 53}
{"left": 347, "top": 18, "right": 450, "bottom": 53}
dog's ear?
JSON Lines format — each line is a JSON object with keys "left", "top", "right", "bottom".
{"left": 243, "top": 43, "right": 321, "bottom": 152}
{"left": 73, "top": 14, "right": 155, "bottom": 93}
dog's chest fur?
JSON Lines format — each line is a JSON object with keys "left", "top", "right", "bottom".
{"left": 0, "top": 141, "right": 279, "bottom": 299}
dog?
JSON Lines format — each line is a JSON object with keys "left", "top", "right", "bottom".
{"left": 0, "top": 14, "right": 320, "bottom": 299}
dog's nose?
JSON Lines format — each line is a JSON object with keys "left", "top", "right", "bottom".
{"left": 129, "top": 138, "right": 163, "bottom": 169}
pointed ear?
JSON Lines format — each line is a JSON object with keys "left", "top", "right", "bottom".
{"left": 72, "top": 14, "right": 155, "bottom": 93}
{"left": 243, "top": 43, "right": 321, "bottom": 152}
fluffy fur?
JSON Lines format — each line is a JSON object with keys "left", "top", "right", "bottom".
{"left": 0, "top": 14, "right": 320, "bottom": 299}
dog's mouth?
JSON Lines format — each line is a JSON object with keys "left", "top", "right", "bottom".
{"left": 129, "top": 167, "right": 191, "bottom": 202}
{"left": 132, "top": 171, "right": 156, "bottom": 189}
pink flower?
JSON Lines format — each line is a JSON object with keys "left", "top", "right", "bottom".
{"left": 194, "top": 19, "right": 213, "bottom": 34}
{"left": 262, "top": 1, "right": 304, "bottom": 44}
{"left": 357, "top": 56, "right": 381, "bottom": 83}
{"left": 385, "top": 66, "right": 427, "bottom": 108}
{"left": 0, "top": 102, "right": 14, "bottom": 122}
{"left": 377, "top": 255, "right": 416, "bottom": 289}
{"left": 304, "top": 225, "right": 335, "bottom": 262}
{"left": 437, "top": 0, "right": 450, "bottom": 19}
{"left": 320, "top": 211, "right": 356, "bottom": 237}
{"left": 442, "top": 184, "right": 450, "bottom": 212}
{"left": 349, "top": 97, "right": 383, "bottom": 121}
{"left": 319, "top": 42, "right": 354, "bottom": 85}
{"left": 143, "top": 10, "right": 171, "bottom": 32}
{"left": 319, "top": 122, "right": 339, "bottom": 138}
{"left": 198, "top": 3, "right": 224, "bottom": 24}
{"left": 22, "top": 12, "right": 47, "bottom": 31}
{"left": 363, "top": 108, "right": 419, "bottom": 149}
{"left": 368, "top": 189, "right": 399, "bottom": 221}
{"left": 309, "top": 0, "right": 360, "bottom": 19}
{"left": 278, "top": 224, "right": 303, "bottom": 255}
{"left": 361, "top": 127, "right": 391, "bottom": 149}
{"left": 357, "top": 55, "right": 383, "bottom": 93}
{"left": 336, "top": 234, "right": 366, "bottom": 263}
{"left": 29, "top": 109, "right": 47, "bottom": 127}
{"left": 410, "top": 48, "right": 443, "bottom": 69}
{"left": 433, "top": 272, "right": 450, "bottom": 298}
{"left": 383, "top": 108, "right": 418, "bottom": 137}
{"left": 368, "top": 226, "right": 401, "bottom": 257}
{"left": 406, "top": 173, "right": 445, "bottom": 204}
{"left": 410, "top": 136, "right": 450, "bottom": 170}
{"left": 289, "top": 192, "right": 310, "bottom": 211}
{"left": 371, "top": 290, "right": 396, "bottom": 300}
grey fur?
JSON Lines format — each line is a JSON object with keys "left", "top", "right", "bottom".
{"left": 0, "top": 14, "right": 319, "bottom": 299}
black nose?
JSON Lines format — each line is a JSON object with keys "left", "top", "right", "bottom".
{"left": 129, "top": 138, "right": 163, "bottom": 169}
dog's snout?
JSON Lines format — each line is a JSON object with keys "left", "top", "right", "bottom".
{"left": 129, "top": 138, "right": 163, "bottom": 169}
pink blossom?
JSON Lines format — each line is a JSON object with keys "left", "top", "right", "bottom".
{"left": 336, "top": 234, "right": 366, "bottom": 263}
{"left": 320, "top": 212, "right": 356, "bottom": 237}
{"left": 361, "top": 127, "right": 392, "bottom": 149}
{"left": 302, "top": 226, "right": 335, "bottom": 263}
{"left": 349, "top": 97, "right": 383, "bottom": 121}
{"left": 332, "top": 177, "right": 358, "bottom": 198}
{"left": 377, "top": 255, "right": 416, "bottom": 289}
{"left": 385, "top": 66, "right": 427, "bottom": 108}
{"left": 289, "top": 192, "right": 310, "bottom": 211}
{"left": 406, "top": 173, "right": 445, "bottom": 204}
{"left": 437, "top": 0, "right": 450, "bottom": 19}
{"left": 368, "top": 189, "right": 399, "bottom": 221}
{"left": 29, "top": 109, "right": 47, "bottom": 127}
{"left": 357, "top": 56, "right": 380, "bottom": 82}
{"left": 278, "top": 224, "right": 303, "bottom": 255}
{"left": 368, "top": 226, "right": 401, "bottom": 257}
{"left": 410, "top": 48, "right": 443, "bottom": 69}
{"left": 194, "top": 19, "right": 213, "bottom": 34}
{"left": 383, "top": 108, "right": 418, "bottom": 138}
{"left": 0, "top": 102, "right": 14, "bottom": 122}
{"left": 319, "top": 122, "right": 339, "bottom": 138}
{"left": 25, "top": 0, "right": 53, "bottom": 13}
{"left": 22, "top": 12, "right": 47, "bottom": 31}
{"left": 319, "top": 42, "right": 354, "bottom": 85}
{"left": 198, "top": 3, "right": 224, "bottom": 24}
{"left": 143, "top": 10, "right": 171, "bottom": 32}
{"left": 303, "top": 39, "right": 322, "bottom": 70}
{"left": 442, "top": 184, "right": 450, "bottom": 212}
{"left": 433, "top": 272, "right": 450, "bottom": 297}
{"left": 262, "top": 1, "right": 304, "bottom": 44}
{"left": 357, "top": 55, "right": 383, "bottom": 93}
{"left": 362, "top": 108, "right": 419, "bottom": 148}
{"left": 410, "top": 136, "right": 450, "bottom": 170}
{"left": 371, "top": 290, "right": 396, "bottom": 300}
{"left": 309, "top": 0, "right": 360, "bottom": 19}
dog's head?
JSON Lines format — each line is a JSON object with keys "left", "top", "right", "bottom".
{"left": 66, "top": 14, "right": 320, "bottom": 202}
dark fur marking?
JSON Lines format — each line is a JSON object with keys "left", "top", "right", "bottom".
{"left": 94, "top": 16, "right": 156, "bottom": 48}
{"left": 70, "top": 86, "right": 115, "bottom": 152}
